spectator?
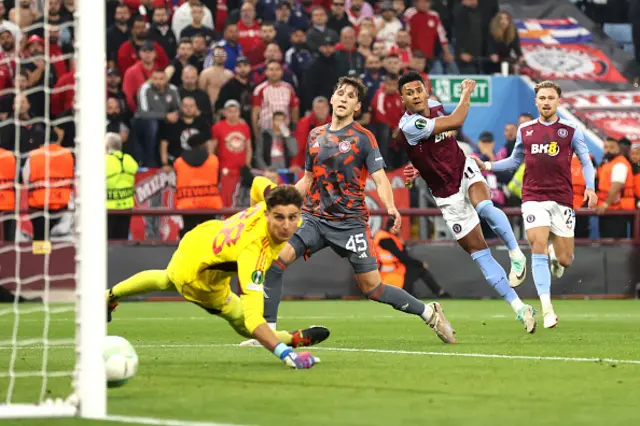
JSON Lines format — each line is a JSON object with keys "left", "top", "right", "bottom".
{"left": 51, "top": 66, "right": 75, "bottom": 117}
{"left": 107, "top": 3, "right": 131, "bottom": 69}
{"left": 405, "top": 0, "right": 453, "bottom": 67}
{"left": 597, "top": 137, "right": 635, "bottom": 238}
{"left": 31, "top": 0, "right": 72, "bottom": 41}
{"left": 106, "top": 68, "right": 127, "bottom": 114}
{"left": 199, "top": 44, "right": 234, "bottom": 109}
{"left": 619, "top": 137, "right": 632, "bottom": 160}
{"left": 251, "top": 60, "right": 299, "bottom": 136}
{"left": 211, "top": 23, "right": 243, "bottom": 70}
{"left": 106, "top": 97, "right": 130, "bottom": 145}
{"left": 123, "top": 0, "right": 157, "bottom": 21}
{"left": 245, "top": 21, "right": 277, "bottom": 65}
{"left": 381, "top": 52, "right": 402, "bottom": 76}
{"left": 237, "top": 2, "right": 262, "bottom": 65}
{"left": 389, "top": 30, "right": 412, "bottom": 66}
{"left": 292, "top": 96, "right": 330, "bottom": 170}
{"left": 362, "top": 54, "right": 382, "bottom": 103}
{"left": 180, "top": 65, "right": 213, "bottom": 125}
{"left": 406, "top": 50, "right": 433, "bottom": 95}
{"left": 0, "top": 94, "right": 44, "bottom": 164}
{"left": 0, "top": 1, "right": 21, "bottom": 42}
{"left": 475, "top": 131, "right": 506, "bottom": 207}
{"left": 23, "top": 122, "right": 74, "bottom": 241}
{"left": 174, "top": 132, "right": 222, "bottom": 236}
{"left": 572, "top": 152, "right": 597, "bottom": 238}
{"left": 105, "top": 132, "right": 138, "bottom": 240}
{"left": 306, "top": 6, "right": 339, "bottom": 53}
{"left": 159, "top": 96, "right": 212, "bottom": 169}
{"left": 47, "top": 25, "right": 69, "bottom": 81}
{"left": 211, "top": 99, "right": 252, "bottom": 206}
{"left": 24, "top": 35, "right": 58, "bottom": 119}
{"left": 215, "top": 56, "right": 253, "bottom": 124}
{"left": 255, "top": 110, "right": 298, "bottom": 171}
{"left": 347, "top": 0, "right": 371, "bottom": 27}
{"left": 302, "top": 37, "right": 339, "bottom": 112}
{"left": 172, "top": 0, "right": 214, "bottom": 40}
{"left": 149, "top": 6, "right": 177, "bottom": 60}
{"left": 284, "top": 28, "right": 312, "bottom": 86}
{"left": 122, "top": 40, "right": 158, "bottom": 113}
{"left": 334, "top": 26, "right": 365, "bottom": 77}
{"left": 0, "top": 71, "right": 28, "bottom": 120}
{"left": 134, "top": 68, "right": 181, "bottom": 167}
{"left": 227, "top": 0, "right": 268, "bottom": 23}
{"left": 9, "top": 0, "right": 38, "bottom": 31}
{"left": 370, "top": 73, "right": 403, "bottom": 163}
{"left": 274, "top": 0, "right": 295, "bottom": 52}
{"left": 371, "top": 40, "right": 387, "bottom": 59}
{"left": 117, "top": 15, "right": 169, "bottom": 76}
{"left": 487, "top": 10, "right": 523, "bottom": 74}
{"left": 453, "top": 0, "right": 484, "bottom": 74}
{"left": 631, "top": 143, "right": 640, "bottom": 207}
{"left": 359, "top": 17, "right": 377, "bottom": 38}
{"left": 375, "top": 1, "right": 402, "bottom": 52}
{"left": 180, "top": 2, "right": 218, "bottom": 47}
{"left": 251, "top": 42, "right": 296, "bottom": 87}
{"left": 165, "top": 38, "right": 198, "bottom": 87}
{"left": 327, "top": 0, "right": 351, "bottom": 35}
{"left": 503, "top": 122, "right": 517, "bottom": 157}
{"left": 356, "top": 29, "right": 374, "bottom": 58}
{"left": 190, "top": 33, "right": 209, "bottom": 72}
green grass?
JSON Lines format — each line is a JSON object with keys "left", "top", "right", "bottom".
{"left": 2, "top": 300, "right": 640, "bottom": 426}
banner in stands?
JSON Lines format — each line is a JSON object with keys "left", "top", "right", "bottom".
{"left": 516, "top": 18, "right": 592, "bottom": 44}
{"left": 562, "top": 91, "right": 640, "bottom": 109}
{"left": 573, "top": 110, "right": 640, "bottom": 141}
{"left": 129, "top": 168, "right": 410, "bottom": 241}
{"left": 521, "top": 44, "right": 627, "bottom": 83}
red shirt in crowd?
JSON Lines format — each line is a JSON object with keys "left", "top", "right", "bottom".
{"left": 370, "top": 87, "right": 404, "bottom": 129}
{"left": 211, "top": 119, "right": 251, "bottom": 171}
{"left": 48, "top": 42, "right": 68, "bottom": 82}
{"left": 404, "top": 7, "right": 448, "bottom": 59}
{"left": 292, "top": 112, "right": 330, "bottom": 168}
{"left": 236, "top": 20, "right": 262, "bottom": 65}
{"left": 117, "top": 40, "right": 169, "bottom": 76}
{"left": 122, "top": 60, "right": 155, "bottom": 112}
{"left": 389, "top": 45, "right": 412, "bottom": 66}
{"left": 51, "top": 70, "right": 75, "bottom": 116}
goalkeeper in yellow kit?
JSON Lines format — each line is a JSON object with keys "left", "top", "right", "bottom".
{"left": 106, "top": 177, "right": 327, "bottom": 369}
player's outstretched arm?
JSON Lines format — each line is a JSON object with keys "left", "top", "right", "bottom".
{"left": 431, "top": 78, "right": 476, "bottom": 135}
{"left": 571, "top": 127, "right": 598, "bottom": 208}
{"left": 237, "top": 248, "right": 317, "bottom": 369}
{"left": 371, "top": 169, "right": 401, "bottom": 234}
{"left": 476, "top": 131, "right": 525, "bottom": 173}
{"left": 294, "top": 170, "right": 313, "bottom": 197}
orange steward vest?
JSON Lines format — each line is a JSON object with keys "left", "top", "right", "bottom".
{"left": 633, "top": 165, "right": 640, "bottom": 203}
{"left": 174, "top": 154, "right": 222, "bottom": 210}
{"left": 597, "top": 155, "right": 635, "bottom": 210}
{"left": 373, "top": 230, "right": 406, "bottom": 288}
{"left": 0, "top": 148, "right": 16, "bottom": 211}
{"left": 571, "top": 155, "right": 586, "bottom": 210}
{"left": 28, "top": 144, "right": 74, "bottom": 210}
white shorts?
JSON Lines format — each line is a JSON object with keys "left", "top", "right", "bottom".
{"left": 433, "top": 157, "right": 486, "bottom": 240}
{"left": 521, "top": 201, "right": 575, "bottom": 238}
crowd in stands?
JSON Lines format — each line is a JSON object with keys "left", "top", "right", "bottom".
{"left": 0, "top": 0, "right": 639, "bottom": 242}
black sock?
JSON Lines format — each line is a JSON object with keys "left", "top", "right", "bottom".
{"left": 364, "top": 283, "right": 426, "bottom": 316}
{"left": 263, "top": 257, "right": 286, "bottom": 324}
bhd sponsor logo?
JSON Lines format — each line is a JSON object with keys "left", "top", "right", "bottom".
{"left": 531, "top": 141, "right": 559, "bottom": 157}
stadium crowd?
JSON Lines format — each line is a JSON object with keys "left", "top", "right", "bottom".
{"left": 0, "top": 0, "right": 638, "bottom": 243}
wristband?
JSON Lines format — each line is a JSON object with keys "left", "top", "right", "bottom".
{"left": 273, "top": 343, "right": 292, "bottom": 360}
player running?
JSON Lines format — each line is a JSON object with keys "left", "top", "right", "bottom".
{"left": 399, "top": 71, "right": 537, "bottom": 333}
{"left": 472, "top": 80, "right": 597, "bottom": 328}
{"left": 246, "top": 76, "right": 456, "bottom": 345}
{"left": 106, "top": 177, "right": 329, "bottom": 369}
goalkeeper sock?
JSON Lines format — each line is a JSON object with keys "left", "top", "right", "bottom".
{"left": 110, "top": 270, "right": 173, "bottom": 299}
{"left": 471, "top": 249, "right": 521, "bottom": 310}
{"left": 274, "top": 330, "right": 293, "bottom": 345}
{"left": 475, "top": 200, "right": 520, "bottom": 253}
{"left": 263, "top": 258, "right": 286, "bottom": 325}
{"left": 364, "top": 283, "right": 426, "bottom": 316}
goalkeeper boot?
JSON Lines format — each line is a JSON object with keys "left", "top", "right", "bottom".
{"left": 106, "top": 289, "right": 118, "bottom": 323}
{"left": 508, "top": 251, "right": 527, "bottom": 288}
{"left": 516, "top": 305, "right": 537, "bottom": 334}
{"left": 290, "top": 326, "right": 330, "bottom": 348}
{"left": 425, "top": 302, "right": 456, "bottom": 343}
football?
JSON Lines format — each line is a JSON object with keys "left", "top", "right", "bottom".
{"left": 103, "top": 335, "right": 138, "bottom": 388}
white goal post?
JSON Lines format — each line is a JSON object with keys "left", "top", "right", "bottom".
{"left": 0, "top": 0, "right": 106, "bottom": 419}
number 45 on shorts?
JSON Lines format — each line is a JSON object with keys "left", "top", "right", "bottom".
{"left": 346, "top": 233, "right": 367, "bottom": 252}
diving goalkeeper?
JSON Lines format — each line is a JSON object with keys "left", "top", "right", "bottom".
{"left": 106, "top": 177, "right": 327, "bottom": 369}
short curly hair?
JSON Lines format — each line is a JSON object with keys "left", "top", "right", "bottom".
{"left": 265, "top": 185, "right": 304, "bottom": 210}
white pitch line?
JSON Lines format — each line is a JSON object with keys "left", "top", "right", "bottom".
{"left": 2, "top": 342, "right": 639, "bottom": 365}
{"left": 105, "top": 414, "right": 252, "bottom": 426}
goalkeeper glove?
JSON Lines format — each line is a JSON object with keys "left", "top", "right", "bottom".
{"left": 273, "top": 343, "right": 317, "bottom": 369}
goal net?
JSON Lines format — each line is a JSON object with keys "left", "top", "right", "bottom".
{"left": 0, "top": 0, "right": 106, "bottom": 419}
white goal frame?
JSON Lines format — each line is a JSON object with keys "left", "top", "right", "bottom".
{"left": 0, "top": 0, "right": 106, "bottom": 419}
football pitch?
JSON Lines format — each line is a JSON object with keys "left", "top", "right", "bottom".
{"left": 2, "top": 299, "right": 640, "bottom": 426}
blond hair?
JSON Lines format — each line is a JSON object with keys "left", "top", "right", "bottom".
{"left": 534, "top": 80, "right": 562, "bottom": 96}
{"left": 489, "top": 11, "right": 516, "bottom": 45}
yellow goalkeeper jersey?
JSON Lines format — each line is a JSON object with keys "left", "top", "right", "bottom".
{"left": 167, "top": 176, "right": 280, "bottom": 332}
